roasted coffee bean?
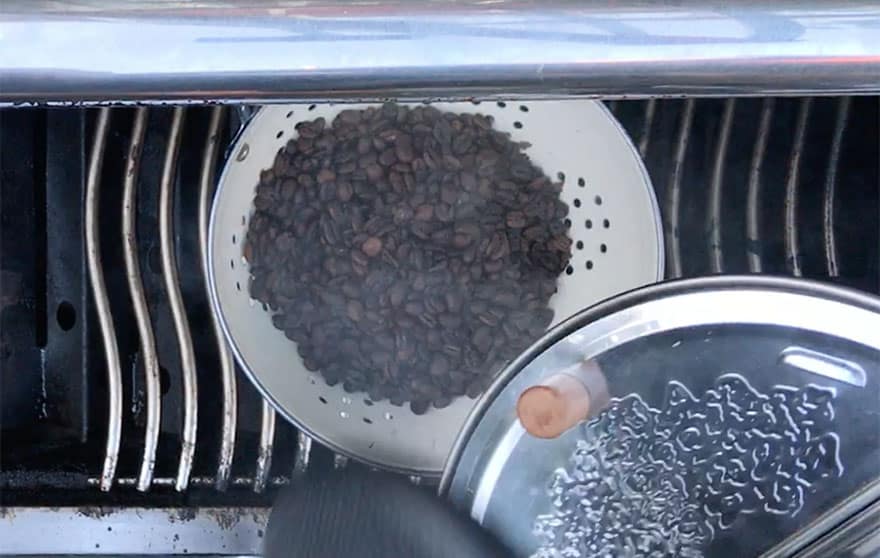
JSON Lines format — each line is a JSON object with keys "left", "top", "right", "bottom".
{"left": 336, "top": 180, "right": 354, "bottom": 202}
{"left": 395, "top": 135, "right": 415, "bottom": 163}
{"left": 361, "top": 236, "right": 383, "bottom": 257}
{"left": 379, "top": 148, "right": 398, "bottom": 167}
{"left": 506, "top": 211, "right": 527, "bottom": 228}
{"left": 346, "top": 300, "right": 364, "bottom": 322}
{"left": 429, "top": 355, "right": 450, "bottom": 378}
{"left": 245, "top": 103, "right": 570, "bottom": 410}
{"left": 410, "top": 400, "right": 430, "bottom": 415}
{"left": 414, "top": 204, "right": 434, "bottom": 221}
{"left": 435, "top": 203, "right": 454, "bottom": 223}
{"left": 315, "top": 169, "right": 336, "bottom": 184}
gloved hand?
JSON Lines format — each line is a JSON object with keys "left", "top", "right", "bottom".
{"left": 264, "top": 465, "right": 510, "bottom": 558}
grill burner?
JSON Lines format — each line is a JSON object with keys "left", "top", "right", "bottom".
{"left": 1, "top": 98, "right": 877, "bottom": 508}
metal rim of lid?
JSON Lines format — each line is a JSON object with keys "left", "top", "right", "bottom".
{"left": 208, "top": 100, "right": 664, "bottom": 475}
{"left": 439, "top": 274, "right": 880, "bottom": 495}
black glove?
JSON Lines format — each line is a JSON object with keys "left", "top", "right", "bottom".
{"left": 264, "top": 465, "right": 510, "bottom": 558}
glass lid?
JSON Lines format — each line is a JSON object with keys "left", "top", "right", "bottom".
{"left": 442, "top": 277, "right": 880, "bottom": 558}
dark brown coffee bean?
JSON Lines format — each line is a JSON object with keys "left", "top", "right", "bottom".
{"left": 279, "top": 178, "right": 296, "bottom": 200}
{"left": 346, "top": 300, "right": 364, "bottom": 322}
{"left": 433, "top": 396, "right": 453, "bottom": 409}
{"left": 429, "top": 355, "right": 450, "bottom": 378}
{"left": 366, "top": 164, "right": 384, "bottom": 183}
{"left": 414, "top": 204, "right": 434, "bottom": 221}
{"left": 351, "top": 249, "right": 369, "bottom": 268}
{"left": 404, "top": 301, "right": 423, "bottom": 316}
{"left": 506, "top": 211, "right": 527, "bottom": 228}
{"left": 379, "top": 148, "right": 397, "bottom": 167}
{"left": 389, "top": 282, "right": 407, "bottom": 307}
{"left": 453, "top": 233, "right": 473, "bottom": 248}
{"left": 395, "top": 136, "right": 415, "bottom": 162}
{"left": 316, "top": 168, "right": 336, "bottom": 184}
{"left": 356, "top": 137, "right": 372, "bottom": 154}
{"left": 339, "top": 109, "right": 362, "bottom": 125}
{"left": 336, "top": 180, "right": 354, "bottom": 202}
{"left": 466, "top": 381, "right": 484, "bottom": 399}
{"left": 410, "top": 400, "right": 430, "bottom": 415}
{"left": 361, "top": 236, "right": 383, "bottom": 257}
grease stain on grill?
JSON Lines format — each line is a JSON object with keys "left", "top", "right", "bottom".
{"left": 208, "top": 509, "right": 244, "bottom": 531}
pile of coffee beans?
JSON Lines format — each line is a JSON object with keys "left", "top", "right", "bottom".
{"left": 244, "top": 103, "right": 571, "bottom": 414}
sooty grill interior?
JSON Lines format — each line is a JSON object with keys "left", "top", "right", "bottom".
{"left": 0, "top": 98, "right": 877, "bottom": 507}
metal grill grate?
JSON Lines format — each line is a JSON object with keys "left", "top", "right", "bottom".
{"left": 610, "top": 97, "right": 878, "bottom": 290}
{"left": 1, "top": 97, "right": 877, "bottom": 506}
{"left": 79, "top": 107, "right": 300, "bottom": 494}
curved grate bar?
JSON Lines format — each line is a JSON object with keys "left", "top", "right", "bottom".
{"left": 638, "top": 99, "right": 657, "bottom": 158}
{"left": 785, "top": 98, "right": 812, "bottom": 278}
{"left": 708, "top": 99, "right": 736, "bottom": 274}
{"left": 159, "top": 107, "right": 199, "bottom": 492}
{"left": 746, "top": 98, "right": 775, "bottom": 273}
{"left": 664, "top": 99, "right": 695, "bottom": 279}
{"left": 198, "top": 106, "right": 238, "bottom": 491}
{"left": 253, "top": 402, "right": 276, "bottom": 493}
{"left": 823, "top": 97, "right": 851, "bottom": 278}
{"left": 293, "top": 431, "right": 313, "bottom": 476}
{"left": 86, "top": 108, "right": 122, "bottom": 492}
{"left": 122, "top": 108, "right": 162, "bottom": 492}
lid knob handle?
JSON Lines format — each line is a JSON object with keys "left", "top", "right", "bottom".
{"left": 516, "top": 360, "right": 608, "bottom": 439}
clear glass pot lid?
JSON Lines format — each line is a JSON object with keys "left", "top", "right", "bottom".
{"left": 441, "top": 277, "right": 880, "bottom": 558}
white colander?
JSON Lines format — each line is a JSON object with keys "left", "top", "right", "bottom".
{"left": 207, "top": 100, "right": 664, "bottom": 476}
